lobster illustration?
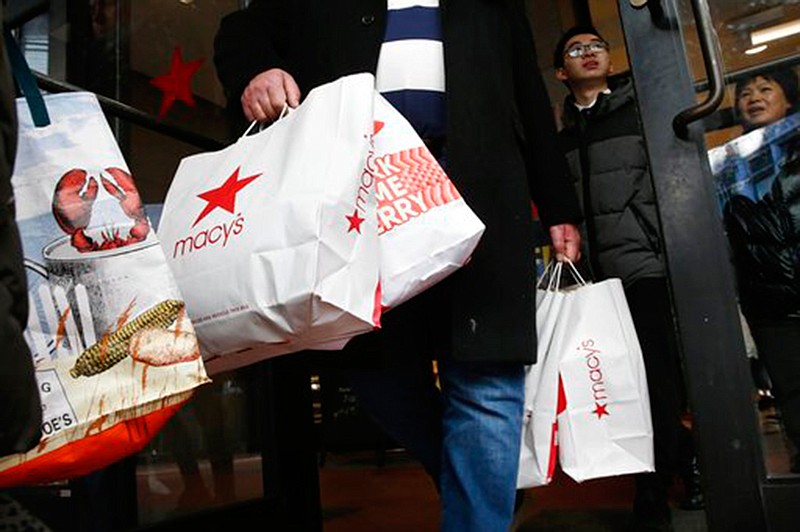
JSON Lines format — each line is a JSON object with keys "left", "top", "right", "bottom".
{"left": 52, "top": 167, "right": 150, "bottom": 252}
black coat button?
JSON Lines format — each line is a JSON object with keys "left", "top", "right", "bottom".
{"left": 361, "top": 14, "right": 375, "bottom": 25}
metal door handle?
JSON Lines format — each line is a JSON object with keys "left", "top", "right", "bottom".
{"left": 672, "top": 0, "right": 724, "bottom": 138}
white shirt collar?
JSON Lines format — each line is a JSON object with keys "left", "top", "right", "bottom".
{"left": 574, "top": 88, "right": 612, "bottom": 111}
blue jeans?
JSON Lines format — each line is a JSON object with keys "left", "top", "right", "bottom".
{"left": 346, "top": 353, "right": 525, "bottom": 531}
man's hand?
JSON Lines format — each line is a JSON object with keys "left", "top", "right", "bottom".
{"left": 241, "top": 68, "right": 301, "bottom": 123}
{"left": 549, "top": 223, "right": 582, "bottom": 262}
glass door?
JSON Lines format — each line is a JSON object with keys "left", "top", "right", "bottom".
{"left": 617, "top": 1, "right": 800, "bottom": 530}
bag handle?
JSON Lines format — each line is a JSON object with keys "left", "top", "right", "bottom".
{"left": 538, "top": 259, "right": 561, "bottom": 290}
{"left": 537, "top": 260, "right": 566, "bottom": 291}
{"left": 240, "top": 104, "right": 292, "bottom": 139}
{"left": 562, "top": 258, "right": 588, "bottom": 286}
{"left": 3, "top": 29, "right": 49, "bottom": 127}
{"left": 537, "top": 258, "right": 588, "bottom": 291}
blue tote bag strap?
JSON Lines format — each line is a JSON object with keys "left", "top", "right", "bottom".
{"left": 3, "top": 29, "right": 49, "bottom": 127}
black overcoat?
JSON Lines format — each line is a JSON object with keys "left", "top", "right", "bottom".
{"left": 0, "top": 17, "right": 43, "bottom": 455}
{"left": 214, "top": 0, "right": 582, "bottom": 363}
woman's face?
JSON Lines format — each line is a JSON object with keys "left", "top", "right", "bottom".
{"left": 737, "top": 76, "right": 792, "bottom": 128}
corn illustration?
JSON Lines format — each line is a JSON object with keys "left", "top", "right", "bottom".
{"left": 69, "top": 299, "right": 185, "bottom": 378}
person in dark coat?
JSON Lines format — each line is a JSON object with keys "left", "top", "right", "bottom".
{"left": 0, "top": 5, "right": 51, "bottom": 530}
{"left": 0, "top": 5, "right": 42, "bottom": 460}
{"left": 553, "top": 25, "right": 699, "bottom": 531}
{"left": 726, "top": 67, "right": 800, "bottom": 474}
{"left": 215, "top": 1, "right": 582, "bottom": 529}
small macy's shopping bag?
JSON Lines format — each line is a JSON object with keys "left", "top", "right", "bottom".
{"left": 157, "top": 74, "right": 381, "bottom": 373}
{"left": 371, "top": 95, "right": 484, "bottom": 309}
{"left": 517, "top": 261, "right": 566, "bottom": 489}
{"left": 0, "top": 35, "right": 208, "bottom": 487}
{"left": 552, "top": 261, "right": 654, "bottom": 482}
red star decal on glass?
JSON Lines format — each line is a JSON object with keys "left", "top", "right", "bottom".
{"left": 193, "top": 167, "right": 261, "bottom": 227}
{"left": 592, "top": 402, "right": 609, "bottom": 419}
{"left": 150, "top": 46, "right": 204, "bottom": 119}
{"left": 346, "top": 209, "right": 366, "bottom": 234}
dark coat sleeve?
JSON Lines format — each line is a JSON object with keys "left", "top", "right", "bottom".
{"left": 0, "top": 23, "right": 42, "bottom": 456}
{"left": 213, "top": 1, "right": 291, "bottom": 109}
{"left": 509, "top": 2, "right": 583, "bottom": 228}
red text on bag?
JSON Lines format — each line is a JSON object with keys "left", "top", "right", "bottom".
{"left": 373, "top": 147, "right": 460, "bottom": 235}
{"left": 580, "top": 339, "right": 610, "bottom": 419}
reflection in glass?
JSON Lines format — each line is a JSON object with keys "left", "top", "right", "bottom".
{"left": 706, "top": 67, "right": 800, "bottom": 476}
{"left": 136, "top": 374, "right": 262, "bottom": 525}
{"left": 676, "top": 0, "right": 800, "bottom": 477}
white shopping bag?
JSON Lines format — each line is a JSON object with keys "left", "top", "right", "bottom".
{"left": 371, "top": 94, "right": 485, "bottom": 309}
{"left": 517, "top": 261, "right": 566, "bottom": 489}
{"left": 552, "top": 262, "right": 655, "bottom": 482}
{"left": 157, "top": 74, "right": 382, "bottom": 374}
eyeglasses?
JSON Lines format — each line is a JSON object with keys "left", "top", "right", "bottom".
{"left": 564, "top": 40, "right": 609, "bottom": 59}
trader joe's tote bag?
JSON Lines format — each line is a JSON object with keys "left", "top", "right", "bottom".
{"left": 0, "top": 35, "right": 208, "bottom": 487}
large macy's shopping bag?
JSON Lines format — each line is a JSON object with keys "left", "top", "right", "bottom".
{"left": 371, "top": 95, "right": 484, "bottom": 309}
{"left": 157, "top": 74, "right": 381, "bottom": 374}
{"left": 1, "top": 40, "right": 208, "bottom": 486}
{"left": 551, "top": 263, "right": 654, "bottom": 482}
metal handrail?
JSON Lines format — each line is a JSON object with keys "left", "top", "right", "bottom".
{"left": 693, "top": 53, "right": 800, "bottom": 94}
{"left": 32, "top": 72, "right": 226, "bottom": 151}
{"left": 6, "top": 4, "right": 226, "bottom": 152}
{"left": 672, "top": 0, "right": 725, "bottom": 138}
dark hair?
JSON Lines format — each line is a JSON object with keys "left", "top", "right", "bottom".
{"left": 734, "top": 67, "right": 799, "bottom": 113}
{"left": 553, "top": 25, "right": 606, "bottom": 69}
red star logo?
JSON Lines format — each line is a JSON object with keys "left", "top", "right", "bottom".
{"left": 193, "top": 167, "right": 261, "bottom": 227}
{"left": 592, "top": 402, "right": 609, "bottom": 419}
{"left": 346, "top": 209, "right": 366, "bottom": 233}
{"left": 150, "top": 46, "right": 204, "bottom": 119}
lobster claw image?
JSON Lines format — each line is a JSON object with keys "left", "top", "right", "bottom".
{"left": 52, "top": 167, "right": 150, "bottom": 252}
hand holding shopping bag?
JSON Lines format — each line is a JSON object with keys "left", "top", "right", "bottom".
{"left": 517, "top": 260, "right": 654, "bottom": 487}
{"left": 158, "top": 74, "right": 382, "bottom": 373}
{"left": 552, "top": 260, "right": 655, "bottom": 482}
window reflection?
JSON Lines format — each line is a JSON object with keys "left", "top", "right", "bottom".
{"left": 136, "top": 373, "right": 262, "bottom": 524}
{"left": 707, "top": 66, "right": 800, "bottom": 476}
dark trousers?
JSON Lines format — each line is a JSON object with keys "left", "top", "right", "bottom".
{"left": 625, "top": 277, "right": 689, "bottom": 481}
{"left": 749, "top": 316, "right": 800, "bottom": 451}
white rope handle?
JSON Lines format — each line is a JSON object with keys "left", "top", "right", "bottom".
{"left": 537, "top": 259, "right": 564, "bottom": 291}
{"left": 239, "top": 104, "right": 293, "bottom": 140}
{"left": 537, "top": 260, "right": 555, "bottom": 289}
{"left": 551, "top": 261, "right": 565, "bottom": 291}
{"left": 241, "top": 120, "right": 260, "bottom": 138}
{"left": 562, "top": 258, "right": 588, "bottom": 286}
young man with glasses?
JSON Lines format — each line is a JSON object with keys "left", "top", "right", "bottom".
{"left": 553, "top": 25, "right": 704, "bottom": 532}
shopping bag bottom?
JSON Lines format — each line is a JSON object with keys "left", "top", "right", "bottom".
{"left": 0, "top": 398, "right": 189, "bottom": 488}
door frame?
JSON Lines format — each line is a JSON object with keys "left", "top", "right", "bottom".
{"left": 617, "top": 0, "right": 800, "bottom": 530}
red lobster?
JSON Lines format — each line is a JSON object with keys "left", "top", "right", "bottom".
{"left": 52, "top": 167, "right": 150, "bottom": 252}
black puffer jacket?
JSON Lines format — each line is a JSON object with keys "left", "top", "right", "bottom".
{"left": 560, "top": 78, "right": 665, "bottom": 285}
{"left": 724, "top": 145, "right": 800, "bottom": 320}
